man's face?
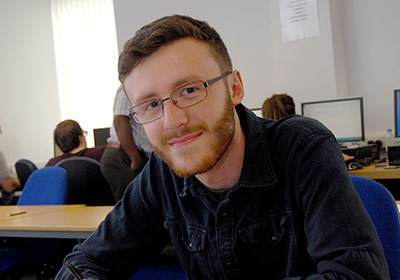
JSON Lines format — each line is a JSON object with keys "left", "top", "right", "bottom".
{"left": 123, "top": 38, "right": 238, "bottom": 177}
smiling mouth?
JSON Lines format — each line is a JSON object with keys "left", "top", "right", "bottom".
{"left": 168, "top": 130, "right": 203, "bottom": 146}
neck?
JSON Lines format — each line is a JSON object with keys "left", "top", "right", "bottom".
{"left": 195, "top": 112, "right": 245, "bottom": 190}
{"left": 68, "top": 144, "right": 86, "bottom": 154}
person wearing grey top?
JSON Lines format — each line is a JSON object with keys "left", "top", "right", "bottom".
{"left": 0, "top": 151, "right": 19, "bottom": 194}
{"left": 100, "top": 86, "right": 152, "bottom": 202}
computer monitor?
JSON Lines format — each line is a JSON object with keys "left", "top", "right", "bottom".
{"left": 93, "top": 127, "right": 110, "bottom": 146}
{"left": 301, "top": 97, "right": 365, "bottom": 142}
{"left": 394, "top": 89, "right": 400, "bottom": 137}
{"left": 251, "top": 108, "right": 263, "bottom": 118}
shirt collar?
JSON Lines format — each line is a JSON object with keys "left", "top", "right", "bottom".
{"left": 180, "top": 104, "right": 277, "bottom": 198}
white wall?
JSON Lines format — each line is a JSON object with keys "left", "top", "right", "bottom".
{"left": 0, "top": 0, "right": 60, "bottom": 165}
{"left": 340, "top": 0, "right": 400, "bottom": 138}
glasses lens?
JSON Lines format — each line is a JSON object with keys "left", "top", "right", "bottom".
{"left": 171, "top": 81, "right": 207, "bottom": 108}
{"left": 131, "top": 99, "right": 163, "bottom": 124}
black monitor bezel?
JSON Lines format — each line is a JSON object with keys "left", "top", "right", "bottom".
{"left": 394, "top": 89, "right": 400, "bottom": 137}
{"left": 301, "top": 97, "right": 365, "bottom": 142}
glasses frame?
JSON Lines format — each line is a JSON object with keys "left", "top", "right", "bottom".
{"left": 130, "top": 71, "right": 232, "bottom": 124}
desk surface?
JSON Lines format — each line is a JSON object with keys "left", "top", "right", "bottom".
{"left": 0, "top": 205, "right": 113, "bottom": 239}
{"left": 348, "top": 162, "right": 400, "bottom": 180}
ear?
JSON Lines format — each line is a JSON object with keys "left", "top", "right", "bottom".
{"left": 78, "top": 135, "right": 85, "bottom": 144}
{"left": 229, "top": 70, "right": 244, "bottom": 106}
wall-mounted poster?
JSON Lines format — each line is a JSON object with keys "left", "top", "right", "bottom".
{"left": 279, "top": 0, "right": 320, "bottom": 42}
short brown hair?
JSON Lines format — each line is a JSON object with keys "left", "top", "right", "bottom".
{"left": 54, "top": 120, "right": 84, "bottom": 153}
{"left": 118, "top": 15, "right": 232, "bottom": 82}
{"left": 262, "top": 94, "right": 295, "bottom": 120}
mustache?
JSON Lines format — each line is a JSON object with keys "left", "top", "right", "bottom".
{"left": 161, "top": 124, "right": 208, "bottom": 144}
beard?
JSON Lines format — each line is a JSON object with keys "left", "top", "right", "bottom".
{"left": 150, "top": 93, "right": 235, "bottom": 178}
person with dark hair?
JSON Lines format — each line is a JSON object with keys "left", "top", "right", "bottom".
{"left": 46, "top": 120, "right": 105, "bottom": 166}
{"left": 262, "top": 93, "right": 295, "bottom": 119}
{"left": 56, "top": 15, "right": 388, "bottom": 279}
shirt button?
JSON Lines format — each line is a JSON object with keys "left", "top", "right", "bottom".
{"left": 188, "top": 243, "right": 192, "bottom": 248}
{"left": 271, "top": 235, "right": 277, "bottom": 241}
{"left": 221, "top": 212, "right": 227, "bottom": 217}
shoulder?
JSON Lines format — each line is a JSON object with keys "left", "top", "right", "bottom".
{"left": 46, "top": 154, "right": 67, "bottom": 167}
{"left": 262, "top": 115, "right": 333, "bottom": 143}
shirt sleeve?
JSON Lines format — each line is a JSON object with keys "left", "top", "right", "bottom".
{"left": 0, "top": 151, "right": 11, "bottom": 180}
{"left": 113, "top": 85, "right": 132, "bottom": 116}
{"left": 276, "top": 117, "right": 389, "bottom": 279}
{"left": 55, "top": 158, "right": 170, "bottom": 279}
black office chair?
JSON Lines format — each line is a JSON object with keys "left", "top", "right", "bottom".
{"left": 14, "top": 158, "right": 38, "bottom": 189}
{"left": 56, "top": 157, "right": 115, "bottom": 206}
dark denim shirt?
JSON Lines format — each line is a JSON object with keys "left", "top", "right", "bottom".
{"left": 56, "top": 104, "right": 389, "bottom": 280}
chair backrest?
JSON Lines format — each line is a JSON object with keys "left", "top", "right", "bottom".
{"left": 56, "top": 157, "right": 114, "bottom": 206}
{"left": 17, "top": 166, "right": 67, "bottom": 205}
{"left": 350, "top": 175, "right": 400, "bottom": 280}
{"left": 14, "top": 159, "right": 38, "bottom": 189}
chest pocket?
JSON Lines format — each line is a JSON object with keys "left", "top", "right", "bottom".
{"left": 164, "top": 220, "right": 206, "bottom": 252}
{"left": 164, "top": 219, "right": 213, "bottom": 279}
{"left": 236, "top": 213, "right": 291, "bottom": 278}
{"left": 238, "top": 213, "right": 289, "bottom": 245}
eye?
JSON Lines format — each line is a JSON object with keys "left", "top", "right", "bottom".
{"left": 181, "top": 86, "right": 200, "bottom": 97}
{"left": 145, "top": 100, "right": 161, "bottom": 111}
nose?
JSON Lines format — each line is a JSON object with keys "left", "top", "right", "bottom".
{"left": 162, "top": 99, "right": 188, "bottom": 131}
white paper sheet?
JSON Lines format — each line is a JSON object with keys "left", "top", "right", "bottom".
{"left": 279, "top": 0, "right": 320, "bottom": 42}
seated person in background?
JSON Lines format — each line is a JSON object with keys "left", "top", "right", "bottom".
{"left": 0, "top": 151, "right": 19, "bottom": 193}
{"left": 56, "top": 15, "right": 388, "bottom": 279}
{"left": 46, "top": 120, "right": 106, "bottom": 166}
{"left": 262, "top": 93, "right": 295, "bottom": 119}
{"left": 262, "top": 93, "right": 354, "bottom": 162}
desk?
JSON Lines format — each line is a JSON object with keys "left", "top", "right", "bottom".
{"left": 0, "top": 205, "right": 113, "bottom": 239}
{"left": 348, "top": 162, "right": 400, "bottom": 180}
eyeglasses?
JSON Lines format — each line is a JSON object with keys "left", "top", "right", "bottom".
{"left": 129, "top": 71, "right": 232, "bottom": 124}
{"left": 82, "top": 130, "right": 88, "bottom": 136}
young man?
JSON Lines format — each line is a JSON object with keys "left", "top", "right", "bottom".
{"left": 56, "top": 15, "right": 389, "bottom": 279}
{"left": 46, "top": 119, "right": 105, "bottom": 166}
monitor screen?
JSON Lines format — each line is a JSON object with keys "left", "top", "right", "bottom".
{"left": 301, "top": 97, "right": 365, "bottom": 142}
{"left": 251, "top": 108, "right": 263, "bottom": 118}
{"left": 395, "top": 89, "right": 400, "bottom": 137}
{"left": 93, "top": 127, "right": 110, "bottom": 146}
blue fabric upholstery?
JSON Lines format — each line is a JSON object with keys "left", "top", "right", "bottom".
{"left": 130, "top": 256, "right": 186, "bottom": 280}
{"left": 17, "top": 166, "right": 67, "bottom": 205}
{"left": 350, "top": 175, "right": 400, "bottom": 280}
{"left": 0, "top": 166, "right": 69, "bottom": 278}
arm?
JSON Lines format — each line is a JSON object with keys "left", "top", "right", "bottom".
{"left": 55, "top": 160, "right": 170, "bottom": 279}
{"left": 114, "top": 115, "right": 141, "bottom": 170}
{"left": 288, "top": 119, "right": 388, "bottom": 278}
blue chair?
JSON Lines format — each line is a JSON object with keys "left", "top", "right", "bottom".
{"left": 17, "top": 166, "right": 67, "bottom": 205}
{"left": 350, "top": 175, "right": 400, "bottom": 280}
{"left": 0, "top": 167, "right": 72, "bottom": 279}
{"left": 15, "top": 158, "right": 38, "bottom": 189}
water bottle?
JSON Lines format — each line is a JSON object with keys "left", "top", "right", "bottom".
{"left": 385, "top": 128, "right": 394, "bottom": 147}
